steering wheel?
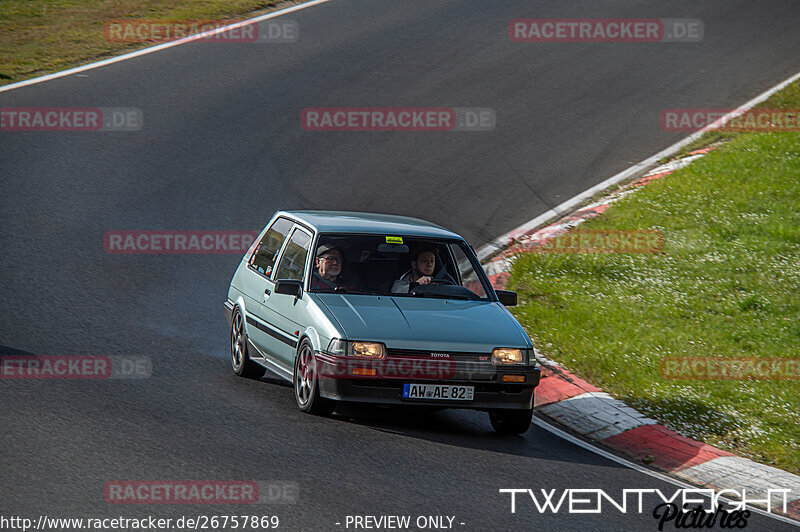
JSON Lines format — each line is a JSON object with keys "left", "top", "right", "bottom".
{"left": 431, "top": 271, "right": 457, "bottom": 285}
{"left": 412, "top": 273, "right": 456, "bottom": 290}
{"left": 409, "top": 280, "right": 480, "bottom": 300}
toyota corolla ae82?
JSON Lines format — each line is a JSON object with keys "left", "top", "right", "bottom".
{"left": 224, "top": 211, "right": 539, "bottom": 434}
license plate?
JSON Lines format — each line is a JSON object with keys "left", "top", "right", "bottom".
{"left": 402, "top": 383, "right": 474, "bottom": 401}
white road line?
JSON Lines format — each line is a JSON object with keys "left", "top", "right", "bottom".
{"left": 532, "top": 416, "right": 800, "bottom": 526}
{"left": 0, "top": 0, "right": 336, "bottom": 94}
{"left": 477, "top": 69, "right": 800, "bottom": 261}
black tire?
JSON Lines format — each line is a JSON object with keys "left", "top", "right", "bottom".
{"left": 294, "top": 339, "right": 335, "bottom": 416}
{"left": 489, "top": 408, "right": 533, "bottom": 435}
{"left": 230, "top": 308, "right": 266, "bottom": 380}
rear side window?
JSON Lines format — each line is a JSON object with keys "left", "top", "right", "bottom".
{"left": 250, "top": 217, "right": 293, "bottom": 276}
{"left": 274, "top": 229, "right": 311, "bottom": 281}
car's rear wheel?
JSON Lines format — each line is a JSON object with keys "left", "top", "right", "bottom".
{"left": 294, "top": 339, "right": 335, "bottom": 416}
{"left": 230, "top": 308, "right": 266, "bottom": 379}
{"left": 489, "top": 408, "right": 533, "bottom": 435}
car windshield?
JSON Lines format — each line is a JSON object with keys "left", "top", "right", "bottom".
{"left": 308, "top": 234, "right": 494, "bottom": 301}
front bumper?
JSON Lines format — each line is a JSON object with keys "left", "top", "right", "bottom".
{"left": 315, "top": 352, "right": 540, "bottom": 410}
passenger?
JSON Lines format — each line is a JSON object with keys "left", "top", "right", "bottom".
{"left": 311, "top": 245, "right": 363, "bottom": 290}
{"left": 391, "top": 248, "right": 437, "bottom": 294}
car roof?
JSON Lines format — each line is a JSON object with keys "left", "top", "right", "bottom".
{"left": 279, "top": 210, "right": 462, "bottom": 239}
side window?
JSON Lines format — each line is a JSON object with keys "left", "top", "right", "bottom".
{"left": 250, "top": 217, "right": 293, "bottom": 276}
{"left": 274, "top": 229, "right": 311, "bottom": 281}
{"left": 449, "top": 242, "right": 488, "bottom": 299}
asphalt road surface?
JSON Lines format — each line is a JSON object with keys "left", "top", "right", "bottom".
{"left": 2, "top": 0, "right": 800, "bottom": 530}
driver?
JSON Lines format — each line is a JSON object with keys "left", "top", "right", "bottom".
{"left": 391, "top": 248, "right": 437, "bottom": 294}
{"left": 311, "top": 244, "right": 363, "bottom": 291}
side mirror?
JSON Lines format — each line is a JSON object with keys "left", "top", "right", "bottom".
{"left": 495, "top": 289, "right": 517, "bottom": 306}
{"left": 274, "top": 279, "right": 303, "bottom": 298}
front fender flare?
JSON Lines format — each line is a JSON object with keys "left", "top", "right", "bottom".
{"left": 300, "top": 327, "right": 322, "bottom": 353}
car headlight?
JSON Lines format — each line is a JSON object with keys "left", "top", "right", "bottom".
{"left": 492, "top": 348, "right": 528, "bottom": 365}
{"left": 327, "top": 339, "right": 386, "bottom": 359}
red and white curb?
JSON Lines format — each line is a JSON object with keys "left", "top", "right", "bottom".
{"left": 531, "top": 357, "right": 800, "bottom": 519}
{"left": 483, "top": 153, "right": 800, "bottom": 520}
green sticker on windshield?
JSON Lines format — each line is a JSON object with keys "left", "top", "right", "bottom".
{"left": 385, "top": 236, "right": 404, "bottom": 244}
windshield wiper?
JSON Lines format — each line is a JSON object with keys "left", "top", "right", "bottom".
{"left": 333, "top": 286, "right": 380, "bottom": 296}
{"left": 409, "top": 292, "right": 470, "bottom": 300}
{"left": 317, "top": 287, "right": 376, "bottom": 295}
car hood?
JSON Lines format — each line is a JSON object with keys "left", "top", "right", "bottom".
{"left": 313, "top": 294, "right": 530, "bottom": 352}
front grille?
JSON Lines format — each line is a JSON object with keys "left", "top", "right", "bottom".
{"left": 387, "top": 348, "right": 489, "bottom": 362}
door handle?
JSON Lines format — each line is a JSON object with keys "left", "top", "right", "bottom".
{"left": 262, "top": 287, "right": 271, "bottom": 303}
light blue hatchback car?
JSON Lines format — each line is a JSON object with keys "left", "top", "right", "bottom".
{"left": 225, "top": 211, "right": 540, "bottom": 433}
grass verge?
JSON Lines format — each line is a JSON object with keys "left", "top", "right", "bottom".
{"left": 660, "top": 80, "right": 800, "bottom": 162}
{"left": 0, "top": 0, "right": 295, "bottom": 86}
{"left": 509, "top": 82, "right": 800, "bottom": 474}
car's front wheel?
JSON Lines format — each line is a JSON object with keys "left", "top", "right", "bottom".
{"left": 230, "top": 308, "right": 266, "bottom": 379}
{"left": 489, "top": 408, "right": 533, "bottom": 435}
{"left": 294, "top": 339, "right": 335, "bottom": 416}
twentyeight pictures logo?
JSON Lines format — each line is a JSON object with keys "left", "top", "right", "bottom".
{"left": 499, "top": 488, "right": 796, "bottom": 530}
{"left": 509, "top": 19, "right": 703, "bottom": 42}
{"left": 1, "top": 108, "right": 142, "bottom": 131}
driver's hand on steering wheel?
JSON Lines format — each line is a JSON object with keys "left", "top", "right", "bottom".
{"left": 416, "top": 276, "right": 433, "bottom": 285}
